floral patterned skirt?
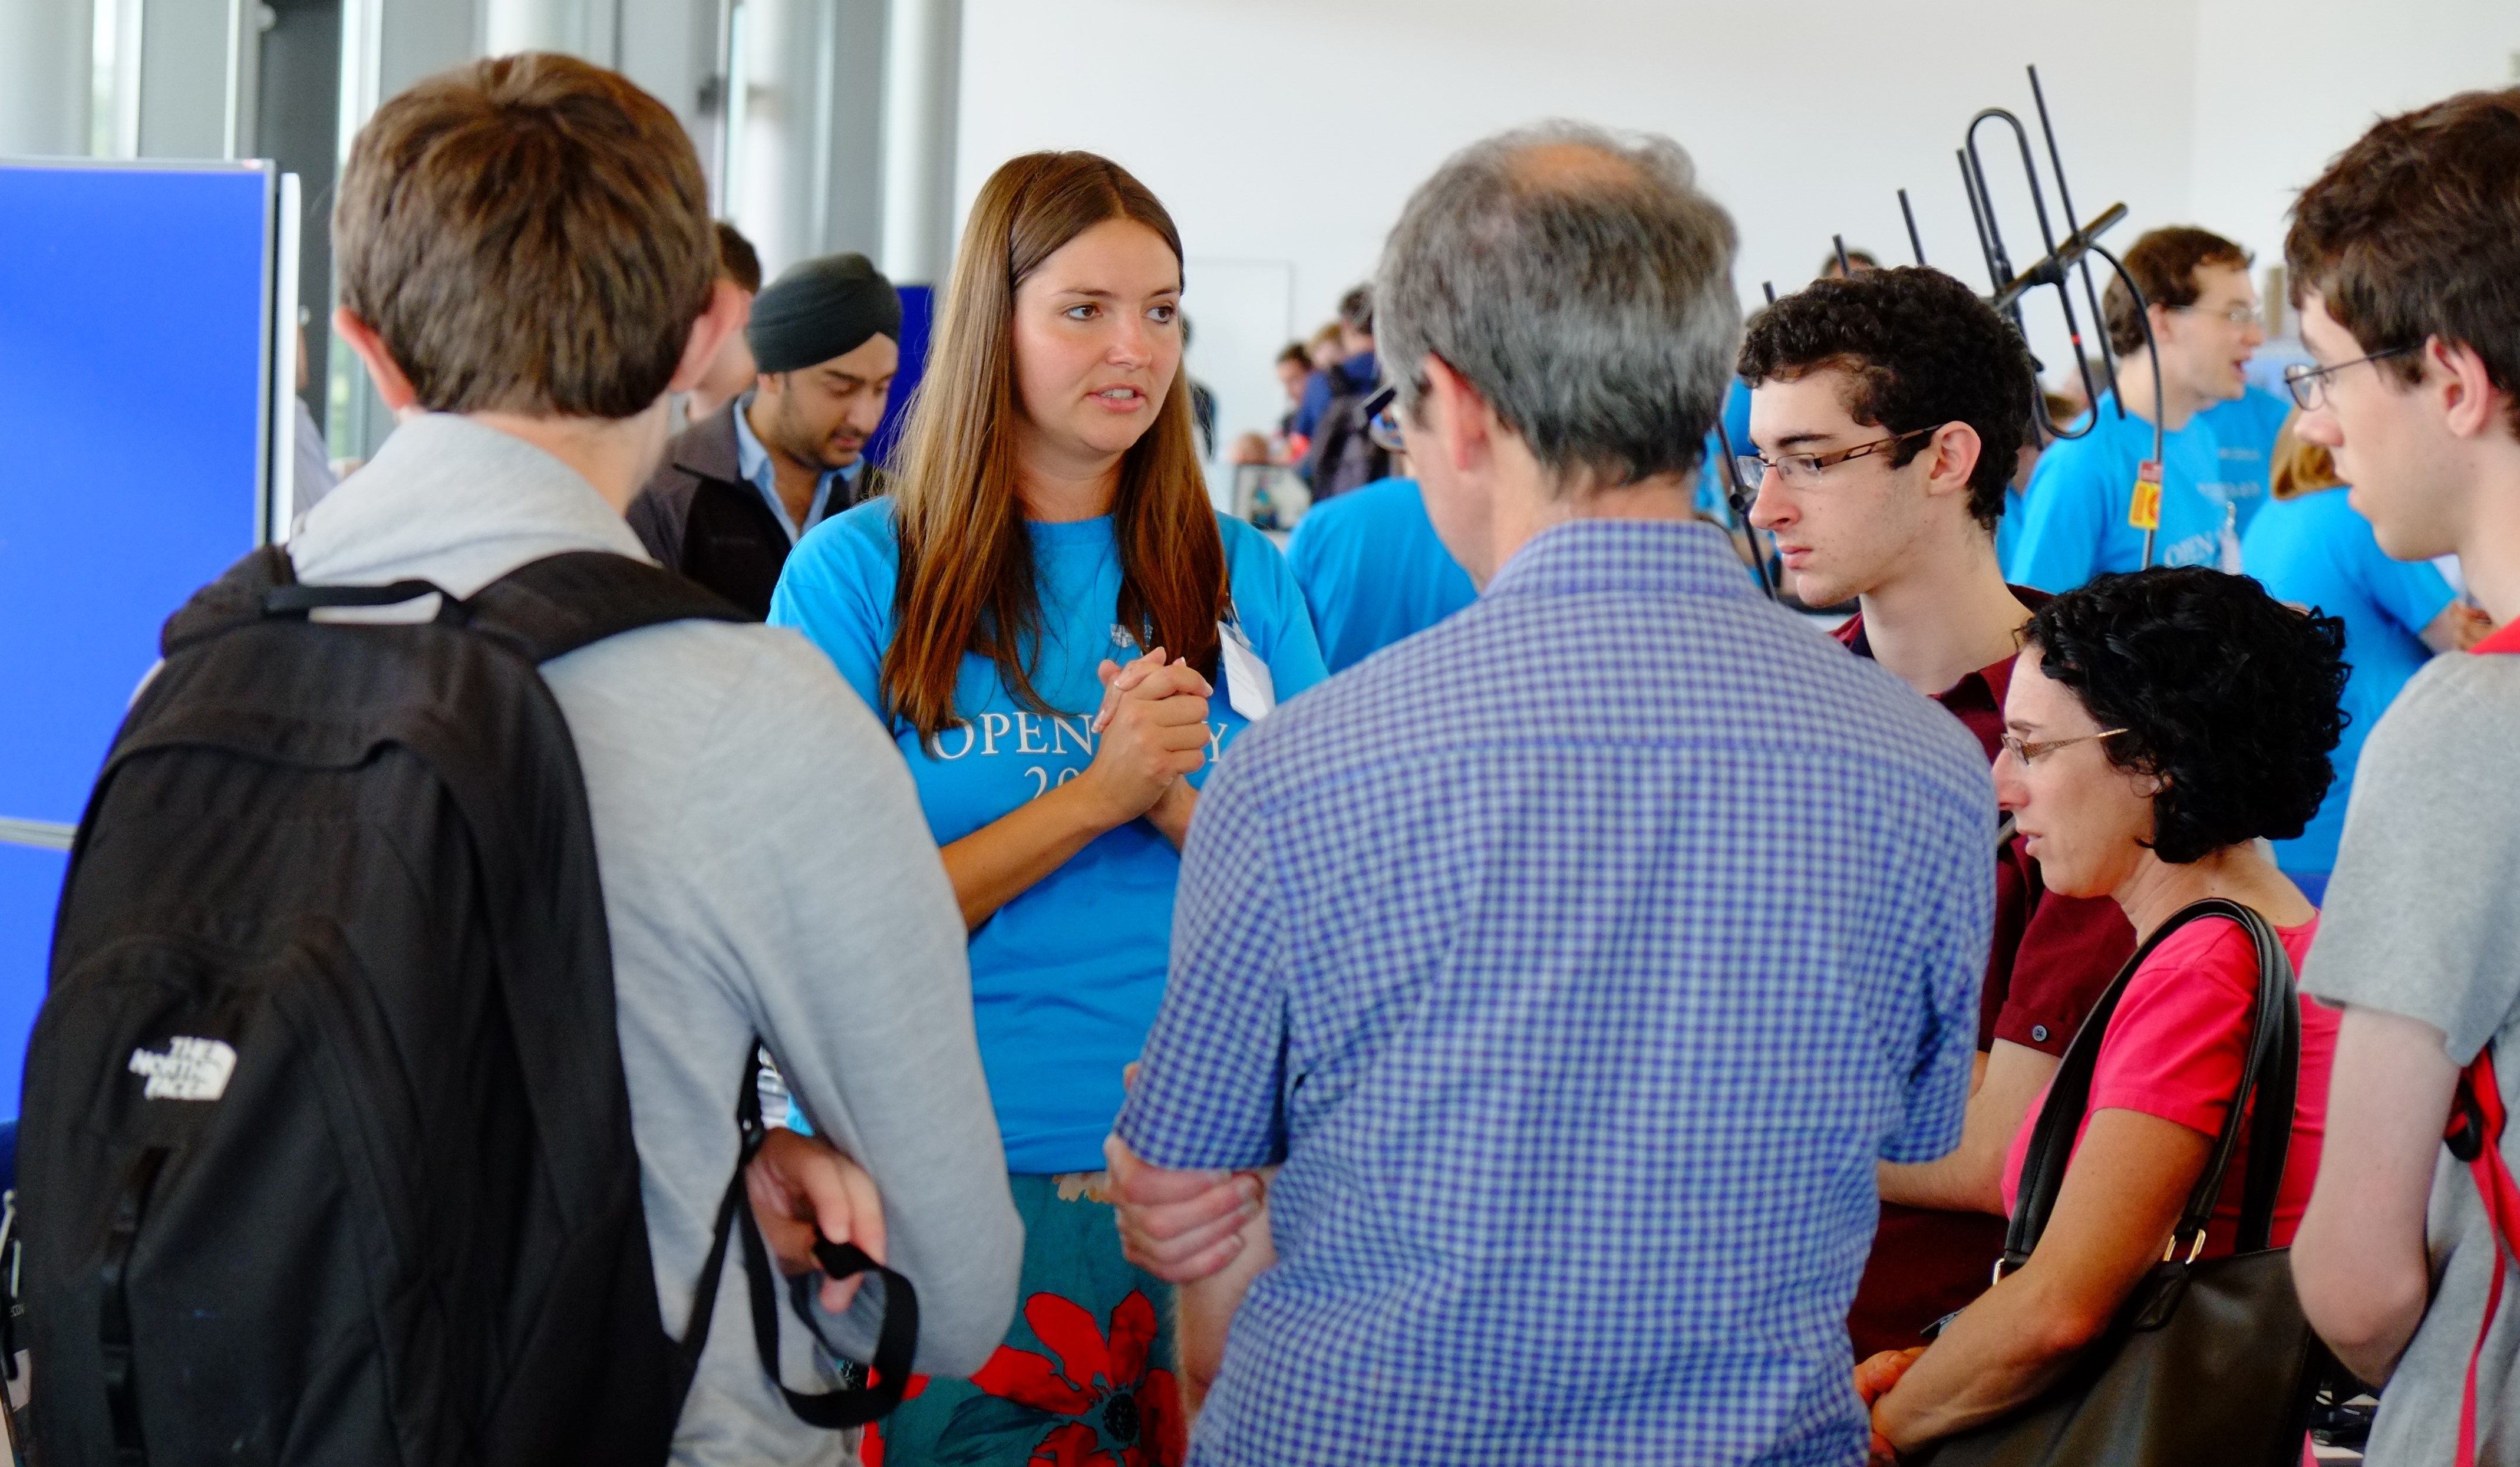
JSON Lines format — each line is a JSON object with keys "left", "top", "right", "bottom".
{"left": 864, "top": 1172, "right": 1185, "bottom": 1466}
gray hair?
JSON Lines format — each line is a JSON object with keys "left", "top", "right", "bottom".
{"left": 1376, "top": 121, "right": 1740, "bottom": 490}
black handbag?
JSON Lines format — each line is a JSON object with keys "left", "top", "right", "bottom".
{"left": 1919, "top": 898, "right": 2336, "bottom": 1467}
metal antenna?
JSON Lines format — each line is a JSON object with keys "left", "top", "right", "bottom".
{"left": 2028, "top": 64, "right": 2121, "bottom": 407}
{"left": 1899, "top": 189, "right": 1926, "bottom": 266}
{"left": 1710, "top": 415, "right": 1776, "bottom": 601}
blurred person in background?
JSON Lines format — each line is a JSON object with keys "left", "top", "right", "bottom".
{"left": 1299, "top": 285, "right": 1390, "bottom": 499}
{"left": 629, "top": 252, "right": 900, "bottom": 617}
{"left": 1285, "top": 388, "right": 1474, "bottom": 672}
{"left": 688, "top": 221, "right": 764, "bottom": 420}
{"left": 1271, "top": 341, "right": 1312, "bottom": 462}
{"left": 1818, "top": 245, "right": 1881, "bottom": 279}
{"left": 2241, "top": 419, "right": 2483, "bottom": 904}
{"left": 2008, "top": 227, "right": 2267, "bottom": 590}
{"left": 1291, "top": 287, "right": 1375, "bottom": 447}
{"left": 1994, "top": 390, "right": 2080, "bottom": 572}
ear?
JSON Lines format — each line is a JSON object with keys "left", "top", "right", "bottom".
{"left": 668, "top": 279, "right": 751, "bottom": 396}
{"left": 1921, "top": 420, "right": 1984, "bottom": 501}
{"left": 332, "top": 307, "right": 421, "bottom": 413}
{"left": 1418, "top": 354, "right": 1498, "bottom": 475}
{"left": 2432, "top": 336, "right": 2511, "bottom": 443}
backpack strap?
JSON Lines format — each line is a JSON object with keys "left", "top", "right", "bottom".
{"left": 461, "top": 552, "right": 748, "bottom": 664}
{"left": 160, "top": 546, "right": 301, "bottom": 655}
{"left": 2444, "top": 1046, "right": 2520, "bottom": 1465}
{"left": 673, "top": 1046, "right": 919, "bottom": 1429}
{"left": 2000, "top": 898, "right": 2299, "bottom": 1274}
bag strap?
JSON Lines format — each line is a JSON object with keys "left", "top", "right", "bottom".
{"left": 671, "top": 1046, "right": 919, "bottom": 1430}
{"left": 459, "top": 552, "right": 749, "bottom": 664}
{"left": 182, "top": 548, "right": 747, "bottom": 664}
{"left": 2444, "top": 1046, "right": 2520, "bottom": 1466}
{"left": 2436, "top": 586, "right": 2520, "bottom": 1462}
{"left": 2001, "top": 898, "right": 2300, "bottom": 1272}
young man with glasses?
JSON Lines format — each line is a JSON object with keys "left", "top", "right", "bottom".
{"left": 2282, "top": 87, "right": 2520, "bottom": 1465}
{"left": 2008, "top": 226, "right": 2269, "bottom": 591}
{"left": 1738, "top": 264, "right": 2135, "bottom": 1357}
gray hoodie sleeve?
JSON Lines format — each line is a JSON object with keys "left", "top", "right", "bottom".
{"left": 691, "top": 635, "right": 1022, "bottom": 1376}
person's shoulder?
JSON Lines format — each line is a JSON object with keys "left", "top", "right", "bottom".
{"left": 2371, "top": 651, "right": 2520, "bottom": 757}
{"left": 1216, "top": 510, "right": 1297, "bottom": 583}
{"left": 793, "top": 496, "right": 903, "bottom": 576}
{"left": 2140, "top": 910, "right": 2264, "bottom": 984}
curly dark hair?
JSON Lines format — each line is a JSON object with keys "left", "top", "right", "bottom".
{"left": 1737, "top": 266, "right": 2035, "bottom": 531}
{"left": 2021, "top": 568, "right": 2349, "bottom": 864}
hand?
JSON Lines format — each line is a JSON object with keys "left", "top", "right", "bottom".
{"left": 1104, "top": 1131, "right": 1263, "bottom": 1284}
{"left": 746, "top": 1128, "right": 888, "bottom": 1313}
{"left": 1076, "top": 648, "right": 1210, "bottom": 826}
{"left": 1854, "top": 1347, "right": 1925, "bottom": 1406}
{"left": 1089, "top": 648, "right": 1166, "bottom": 736}
{"left": 1855, "top": 1347, "right": 1925, "bottom": 1467}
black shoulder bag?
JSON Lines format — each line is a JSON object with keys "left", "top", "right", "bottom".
{"left": 1921, "top": 899, "right": 2337, "bottom": 1467}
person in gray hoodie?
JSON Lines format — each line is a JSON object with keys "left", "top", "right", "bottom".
{"left": 302, "top": 52, "right": 1021, "bottom": 1463}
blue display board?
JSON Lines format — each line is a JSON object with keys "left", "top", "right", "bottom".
{"left": 0, "top": 160, "right": 277, "bottom": 1117}
{"left": 866, "top": 282, "right": 934, "bottom": 469}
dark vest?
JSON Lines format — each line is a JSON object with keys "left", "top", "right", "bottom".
{"left": 626, "top": 402, "right": 886, "bottom": 619}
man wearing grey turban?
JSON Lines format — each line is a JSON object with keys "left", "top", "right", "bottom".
{"left": 630, "top": 251, "right": 903, "bottom": 617}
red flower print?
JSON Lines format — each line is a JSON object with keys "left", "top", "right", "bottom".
{"left": 958, "top": 1291, "right": 1185, "bottom": 1467}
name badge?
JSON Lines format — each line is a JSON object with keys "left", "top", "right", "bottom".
{"left": 1218, "top": 621, "right": 1275, "bottom": 721}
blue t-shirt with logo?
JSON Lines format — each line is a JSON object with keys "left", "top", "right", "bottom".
{"left": 2197, "top": 385, "right": 2292, "bottom": 520}
{"left": 2240, "top": 485, "right": 2452, "bottom": 876}
{"left": 1286, "top": 476, "right": 1476, "bottom": 674}
{"left": 2008, "top": 393, "right": 2241, "bottom": 592}
{"left": 770, "top": 499, "right": 1328, "bottom": 1172}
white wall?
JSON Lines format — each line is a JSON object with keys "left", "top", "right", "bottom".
{"left": 955, "top": 0, "right": 2520, "bottom": 459}
{"left": 2191, "top": 0, "right": 2520, "bottom": 309}
{"left": 956, "top": 0, "right": 2205, "bottom": 453}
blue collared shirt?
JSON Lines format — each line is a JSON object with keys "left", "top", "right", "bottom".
{"left": 734, "top": 391, "right": 862, "bottom": 543}
{"left": 1117, "top": 518, "right": 1994, "bottom": 1466}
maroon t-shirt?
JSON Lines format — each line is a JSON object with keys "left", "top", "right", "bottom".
{"left": 1834, "top": 598, "right": 2136, "bottom": 1354}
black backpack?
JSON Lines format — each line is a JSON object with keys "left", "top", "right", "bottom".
{"left": 1301, "top": 378, "right": 1391, "bottom": 503}
{"left": 15, "top": 547, "right": 915, "bottom": 1466}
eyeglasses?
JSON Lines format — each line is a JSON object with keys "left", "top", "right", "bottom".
{"left": 1736, "top": 424, "right": 1940, "bottom": 491}
{"left": 1998, "top": 727, "right": 2129, "bottom": 765}
{"left": 2170, "top": 303, "right": 2263, "bottom": 329}
{"left": 1360, "top": 383, "right": 1406, "bottom": 454}
{"left": 2282, "top": 346, "right": 2416, "bottom": 411}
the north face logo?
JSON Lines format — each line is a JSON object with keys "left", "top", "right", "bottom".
{"left": 127, "top": 1036, "right": 237, "bottom": 1102}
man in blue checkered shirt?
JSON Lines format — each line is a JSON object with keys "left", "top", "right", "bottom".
{"left": 1108, "top": 123, "right": 1997, "bottom": 1465}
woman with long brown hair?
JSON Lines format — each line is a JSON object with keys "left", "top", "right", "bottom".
{"left": 770, "top": 152, "right": 1325, "bottom": 1464}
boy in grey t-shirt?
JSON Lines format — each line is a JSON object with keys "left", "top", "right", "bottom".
{"left": 2283, "top": 86, "right": 2520, "bottom": 1463}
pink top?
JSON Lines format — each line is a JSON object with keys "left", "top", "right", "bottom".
{"left": 2001, "top": 915, "right": 2337, "bottom": 1256}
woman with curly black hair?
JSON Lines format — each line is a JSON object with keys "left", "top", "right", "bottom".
{"left": 1855, "top": 566, "right": 2349, "bottom": 1461}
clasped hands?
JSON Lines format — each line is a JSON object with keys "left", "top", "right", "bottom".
{"left": 1083, "top": 645, "right": 1211, "bottom": 842}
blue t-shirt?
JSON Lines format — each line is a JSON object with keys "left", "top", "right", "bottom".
{"left": 2008, "top": 393, "right": 2239, "bottom": 592}
{"left": 2196, "top": 385, "right": 2292, "bottom": 523}
{"left": 1285, "top": 476, "right": 1476, "bottom": 673}
{"left": 769, "top": 499, "right": 1328, "bottom": 1172}
{"left": 2239, "top": 486, "right": 2452, "bottom": 875}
